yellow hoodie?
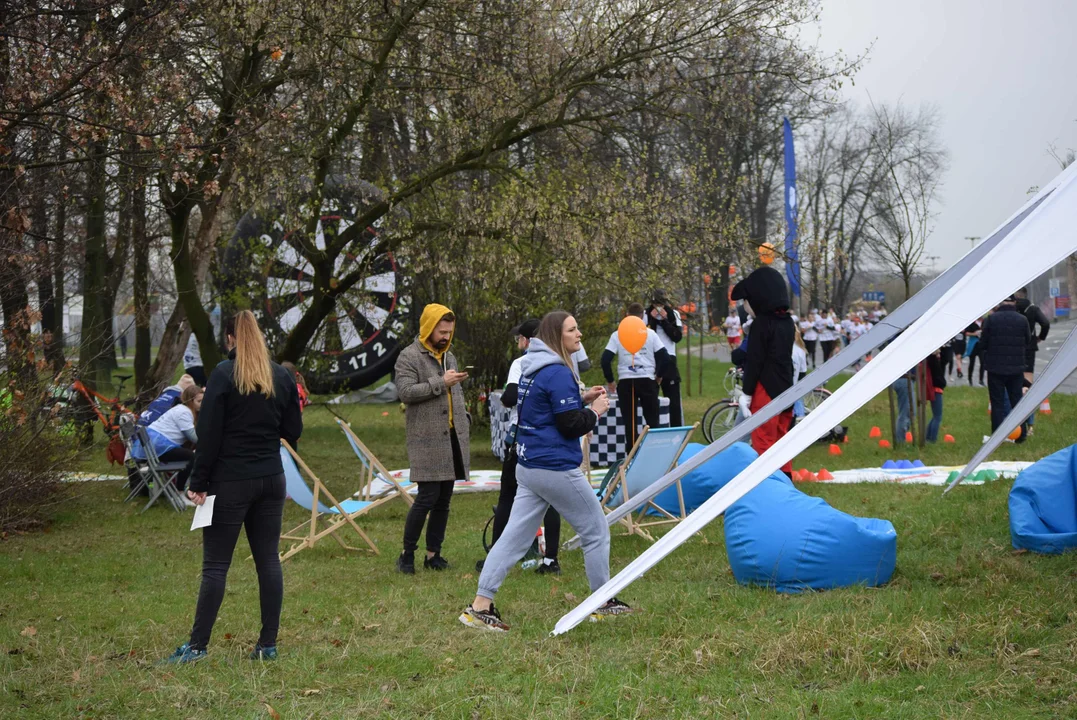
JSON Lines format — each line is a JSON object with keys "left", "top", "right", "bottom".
{"left": 418, "top": 303, "right": 456, "bottom": 427}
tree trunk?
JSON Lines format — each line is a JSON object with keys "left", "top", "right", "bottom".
{"left": 0, "top": 170, "right": 32, "bottom": 380}
{"left": 132, "top": 175, "right": 151, "bottom": 390}
{"left": 32, "top": 176, "right": 57, "bottom": 372}
{"left": 78, "top": 139, "right": 111, "bottom": 415}
{"left": 48, "top": 195, "right": 68, "bottom": 372}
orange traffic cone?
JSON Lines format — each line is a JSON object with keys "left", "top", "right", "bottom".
{"left": 817, "top": 468, "right": 834, "bottom": 480}
{"left": 1040, "top": 397, "right": 1052, "bottom": 414}
{"left": 905, "top": 431, "right": 913, "bottom": 443}
{"left": 879, "top": 439, "right": 891, "bottom": 449}
{"left": 869, "top": 426, "right": 882, "bottom": 438}
{"left": 943, "top": 434, "right": 955, "bottom": 443}
{"left": 843, "top": 434, "right": 849, "bottom": 443}
{"left": 829, "top": 443, "right": 842, "bottom": 456}
{"left": 791, "top": 470, "right": 804, "bottom": 481}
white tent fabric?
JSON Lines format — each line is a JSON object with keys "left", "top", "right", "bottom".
{"left": 943, "top": 324, "right": 1077, "bottom": 494}
{"left": 572, "top": 182, "right": 1060, "bottom": 548}
{"left": 551, "top": 161, "right": 1077, "bottom": 636}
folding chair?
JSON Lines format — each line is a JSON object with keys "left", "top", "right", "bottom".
{"left": 598, "top": 424, "right": 698, "bottom": 542}
{"left": 335, "top": 419, "right": 414, "bottom": 506}
{"left": 278, "top": 440, "right": 389, "bottom": 562}
{"left": 129, "top": 425, "right": 189, "bottom": 513}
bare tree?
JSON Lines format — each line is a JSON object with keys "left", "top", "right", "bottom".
{"left": 864, "top": 104, "right": 947, "bottom": 302}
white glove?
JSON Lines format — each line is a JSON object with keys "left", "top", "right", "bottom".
{"left": 738, "top": 393, "right": 752, "bottom": 419}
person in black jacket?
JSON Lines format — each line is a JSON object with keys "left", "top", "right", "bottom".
{"left": 163, "top": 310, "right": 303, "bottom": 665}
{"left": 925, "top": 348, "right": 947, "bottom": 442}
{"left": 646, "top": 290, "right": 684, "bottom": 426}
{"left": 979, "top": 296, "right": 1032, "bottom": 434}
{"left": 1014, "top": 287, "right": 1050, "bottom": 431}
{"left": 730, "top": 266, "right": 795, "bottom": 475}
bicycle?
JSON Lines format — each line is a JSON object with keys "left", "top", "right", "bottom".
{"left": 43, "top": 373, "right": 139, "bottom": 463}
{"left": 700, "top": 370, "right": 832, "bottom": 443}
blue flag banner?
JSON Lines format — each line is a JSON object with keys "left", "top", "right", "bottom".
{"left": 783, "top": 117, "right": 801, "bottom": 296}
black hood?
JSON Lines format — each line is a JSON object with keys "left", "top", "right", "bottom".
{"left": 731, "top": 266, "right": 789, "bottom": 314}
{"left": 1014, "top": 297, "right": 1031, "bottom": 314}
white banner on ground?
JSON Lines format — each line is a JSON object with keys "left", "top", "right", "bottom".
{"left": 551, "top": 161, "right": 1077, "bottom": 636}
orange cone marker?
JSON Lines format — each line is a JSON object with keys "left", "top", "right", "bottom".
{"left": 817, "top": 468, "right": 834, "bottom": 480}
{"left": 905, "top": 431, "right": 913, "bottom": 443}
{"left": 869, "top": 426, "right": 882, "bottom": 438}
{"left": 1040, "top": 397, "right": 1052, "bottom": 414}
{"left": 828, "top": 443, "right": 842, "bottom": 456}
{"left": 879, "top": 439, "right": 891, "bottom": 449}
{"left": 943, "top": 434, "right": 955, "bottom": 443}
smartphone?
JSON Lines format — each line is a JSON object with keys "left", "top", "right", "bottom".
{"left": 463, "top": 365, "right": 474, "bottom": 371}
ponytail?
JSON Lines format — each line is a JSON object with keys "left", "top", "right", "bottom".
{"left": 230, "top": 310, "right": 275, "bottom": 397}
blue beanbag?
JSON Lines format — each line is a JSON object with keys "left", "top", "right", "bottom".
{"left": 723, "top": 448, "right": 897, "bottom": 593}
{"left": 1009, "top": 444, "right": 1077, "bottom": 554}
{"left": 650, "top": 442, "right": 754, "bottom": 515}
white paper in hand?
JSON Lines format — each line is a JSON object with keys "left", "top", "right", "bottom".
{"left": 190, "top": 495, "right": 215, "bottom": 531}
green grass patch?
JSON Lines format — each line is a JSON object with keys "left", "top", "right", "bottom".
{"left": 6, "top": 358, "right": 1077, "bottom": 717}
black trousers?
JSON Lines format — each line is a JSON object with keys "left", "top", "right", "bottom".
{"left": 941, "top": 345, "right": 954, "bottom": 375}
{"left": 804, "top": 339, "right": 817, "bottom": 367}
{"left": 159, "top": 446, "right": 195, "bottom": 489}
{"left": 988, "top": 372, "right": 1025, "bottom": 433}
{"left": 492, "top": 446, "right": 561, "bottom": 559}
{"left": 820, "top": 340, "right": 836, "bottom": 361}
{"left": 616, "top": 378, "right": 660, "bottom": 454}
{"left": 401, "top": 431, "right": 463, "bottom": 554}
{"left": 189, "top": 473, "right": 285, "bottom": 651}
{"left": 660, "top": 361, "right": 683, "bottom": 427}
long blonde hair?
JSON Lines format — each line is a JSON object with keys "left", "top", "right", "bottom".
{"left": 794, "top": 326, "right": 807, "bottom": 351}
{"left": 228, "top": 310, "right": 274, "bottom": 397}
{"left": 535, "top": 310, "right": 581, "bottom": 383}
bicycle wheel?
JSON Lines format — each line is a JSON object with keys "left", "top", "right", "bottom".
{"left": 705, "top": 402, "right": 739, "bottom": 443}
{"left": 700, "top": 401, "right": 723, "bottom": 440}
{"left": 802, "top": 388, "right": 832, "bottom": 414}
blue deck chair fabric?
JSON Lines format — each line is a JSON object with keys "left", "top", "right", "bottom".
{"left": 722, "top": 444, "right": 897, "bottom": 593}
{"left": 607, "top": 426, "right": 695, "bottom": 510}
{"left": 280, "top": 445, "right": 373, "bottom": 516}
{"left": 340, "top": 424, "right": 414, "bottom": 494}
{"left": 1009, "top": 443, "right": 1077, "bottom": 554}
{"left": 650, "top": 442, "right": 753, "bottom": 514}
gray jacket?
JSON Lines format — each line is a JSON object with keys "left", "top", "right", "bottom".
{"left": 395, "top": 338, "right": 470, "bottom": 482}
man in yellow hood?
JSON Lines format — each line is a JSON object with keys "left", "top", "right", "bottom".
{"left": 393, "top": 303, "right": 471, "bottom": 574}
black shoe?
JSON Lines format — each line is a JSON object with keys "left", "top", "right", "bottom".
{"left": 396, "top": 552, "right": 416, "bottom": 575}
{"left": 424, "top": 553, "right": 450, "bottom": 571}
{"left": 475, "top": 558, "right": 485, "bottom": 573}
{"left": 535, "top": 559, "right": 561, "bottom": 576}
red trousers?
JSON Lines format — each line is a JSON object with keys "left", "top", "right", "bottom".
{"left": 750, "top": 385, "right": 793, "bottom": 473}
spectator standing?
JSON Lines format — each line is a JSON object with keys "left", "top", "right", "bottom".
{"left": 601, "top": 303, "right": 670, "bottom": 454}
{"left": 480, "top": 319, "right": 562, "bottom": 576}
{"left": 723, "top": 308, "right": 743, "bottom": 350}
{"left": 646, "top": 290, "right": 684, "bottom": 426}
{"left": 979, "top": 295, "right": 1032, "bottom": 434}
{"left": 118, "top": 332, "right": 128, "bottom": 360}
{"left": 184, "top": 332, "right": 207, "bottom": 387}
{"left": 164, "top": 310, "right": 303, "bottom": 664}
{"left": 394, "top": 304, "right": 470, "bottom": 574}
{"left": 1014, "top": 286, "right": 1050, "bottom": 432}
{"left": 925, "top": 348, "right": 946, "bottom": 442}
{"left": 964, "top": 319, "right": 985, "bottom": 386}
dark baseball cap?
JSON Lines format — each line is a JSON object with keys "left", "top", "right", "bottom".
{"left": 510, "top": 318, "right": 540, "bottom": 339}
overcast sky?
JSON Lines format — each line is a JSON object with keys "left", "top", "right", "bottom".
{"left": 811, "top": 0, "right": 1077, "bottom": 271}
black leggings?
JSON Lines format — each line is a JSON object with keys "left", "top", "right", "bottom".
{"left": 159, "top": 446, "right": 195, "bottom": 489}
{"left": 492, "top": 446, "right": 561, "bottom": 559}
{"left": 401, "top": 430, "right": 464, "bottom": 555}
{"left": 189, "top": 473, "right": 285, "bottom": 650}
{"left": 968, "top": 346, "right": 986, "bottom": 385}
{"left": 820, "top": 340, "right": 836, "bottom": 361}
{"left": 804, "top": 339, "right": 817, "bottom": 367}
{"left": 616, "top": 378, "right": 660, "bottom": 455}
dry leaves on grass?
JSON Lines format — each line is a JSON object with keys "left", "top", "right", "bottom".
{"left": 264, "top": 703, "right": 281, "bottom": 719}
{"left": 20, "top": 626, "right": 36, "bottom": 637}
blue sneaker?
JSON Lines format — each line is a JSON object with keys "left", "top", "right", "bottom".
{"left": 161, "top": 642, "right": 207, "bottom": 665}
{"left": 250, "top": 643, "right": 278, "bottom": 661}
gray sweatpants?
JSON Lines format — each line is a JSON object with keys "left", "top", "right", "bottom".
{"left": 477, "top": 465, "right": 610, "bottom": 600}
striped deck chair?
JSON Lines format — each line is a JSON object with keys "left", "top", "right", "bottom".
{"left": 597, "top": 423, "right": 698, "bottom": 542}
{"left": 336, "top": 419, "right": 414, "bottom": 506}
{"left": 278, "top": 440, "right": 388, "bottom": 562}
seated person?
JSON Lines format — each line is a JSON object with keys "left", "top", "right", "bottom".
{"left": 133, "top": 385, "right": 203, "bottom": 489}
{"left": 138, "top": 374, "right": 196, "bottom": 427}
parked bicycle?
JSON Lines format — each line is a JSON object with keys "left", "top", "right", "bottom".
{"left": 43, "top": 373, "right": 139, "bottom": 463}
{"left": 700, "top": 368, "right": 832, "bottom": 443}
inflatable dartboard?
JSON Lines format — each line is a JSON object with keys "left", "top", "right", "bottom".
{"left": 222, "top": 178, "right": 410, "bottom": 394}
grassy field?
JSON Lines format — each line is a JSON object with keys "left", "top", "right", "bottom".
{"left": 3, "top": 358, "right": 1077, "bottom": 718}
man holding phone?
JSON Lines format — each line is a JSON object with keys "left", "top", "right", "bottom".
{"left": 394, "top": 304, "right": 470, "bottom": 574}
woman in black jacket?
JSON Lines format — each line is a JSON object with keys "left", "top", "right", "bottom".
{"left": 163, "top": 310, "right": 303, "bottom": 664}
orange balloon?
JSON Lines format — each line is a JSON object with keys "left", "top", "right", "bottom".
{"left": 1008, "top": 427, "right": 1023, "bottom": 441}
{"left": 618, "top": 315, "right": 648, "bottom": 354}
{"left": 759, "top": 242, "right": 776, "bottom": 265}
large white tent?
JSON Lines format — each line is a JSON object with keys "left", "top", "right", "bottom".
{"left": 569, "top": 184, "right": 1058, "bottom": 547}
{"left": 552, "top": 161, "right": 1077, "bottom": 636}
